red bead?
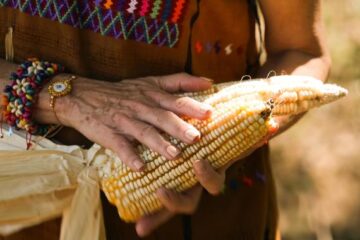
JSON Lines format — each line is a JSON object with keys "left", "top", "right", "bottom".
{"left": 195, "top": 41, "right": 203, "bottom": 53}
{"left": 242, "top": 176, "right": 254, "bottom": 187}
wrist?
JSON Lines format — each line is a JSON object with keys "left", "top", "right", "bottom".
{"left": 34, "top": 73, "right": 78, "bottom": 126}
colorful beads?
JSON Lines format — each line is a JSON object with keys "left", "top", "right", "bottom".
{"left": 226, "top": 164, "right": 267, "bottom": 192}
{"left": 242, "top": 176, "right": 254, "bottom": 187}
{"left": 2, "top": 59, "right": 63, "bottom": 143}
{"left": 194, "top": 40, "right": 245, "bottom": 56}
{"left": 255, "top": 171, "right": 266, "bottom": 182}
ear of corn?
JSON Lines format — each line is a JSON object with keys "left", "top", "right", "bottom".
{"left": 97, "top": 76, "right": 347, "bottom": 222}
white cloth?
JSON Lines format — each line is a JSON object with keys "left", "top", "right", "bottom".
{"left": 0, "top": 126, "right": 106, "bottom": 240}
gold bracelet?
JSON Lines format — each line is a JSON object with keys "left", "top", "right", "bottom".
{"left": 48, "top": 75, "right": 76, "bottom": 124}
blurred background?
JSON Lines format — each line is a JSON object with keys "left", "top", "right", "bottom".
{"left": 270, "top": 1, "right": 360, "bottom": 239}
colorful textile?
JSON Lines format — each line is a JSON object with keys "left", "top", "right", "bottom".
{"left": 0, "top": 0, "right": 188, "bottom": 47}
{"left": 0, "top": 1, "right": 280, "bottom": 239}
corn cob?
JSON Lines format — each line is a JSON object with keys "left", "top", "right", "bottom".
{"left": 98, "top": 76, "right": 347, "bottom": 222}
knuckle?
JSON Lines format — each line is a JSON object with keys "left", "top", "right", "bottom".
{"left": 161, "top": 110, "right": 177, "bottom": 120}
{"left": 177, "top": 72, "right": 190, "bottom": 78}
{"left": 150, "top": 76, "right": 165, "bottom": 88}
{"left": 146, "top": 76, "right": 159, "bottom": 84}
{"left": 112, "top": 139, "right": 128, "bottom": 150}
{"left": 115, "top": 98, "right": 128, "bottom": 106}
{"left": 195, "top": 165, "right": 212, "bottom": 180}
{"left": 120, "top": 154, "right": 139, "bottom": 166}
{"left": 139, "top": 125, "right": 156, "bottom": 138}
{"left": 112, "top": 112, "right": 130, "bottom": 126}
{"left": 107, "top": 135, "right": 127, "bottom": 149}
{"left": 128, "top": 101, "right": 147, "bottom": 115}
{"left": 161, "top": 197, "right": 180, "bottom": 213}
{"left": 174, "top": 97, "right": 190, "bottom": 109}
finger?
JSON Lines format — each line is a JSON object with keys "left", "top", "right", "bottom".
{"left": 156, "top": 186, "right": 202, "bottom": 214}
{"left": 135, "top": 209, "right": 174, "bottom": 237}
{"left": 114, "top": 115, "right": 181, "bottom": 160}
{"left": 120, "top": 100, "right": 202, "bottom": 144}
{"left": 147, "top": 92, "right": 213, "bottom": 120}
{"left": 154, "top": 73, "right": 213, "bottom": 93}
{"left": 137, "top": 108, "right": 201, "bottom": 144}
{"left": 193, "top": 159, "right": 225, "bottom": 195}
{"left": 78, "top": 121, "right": 145, "bottom": 171}
{"left": 108, "top": 136, "right": 145, "bottom": 171}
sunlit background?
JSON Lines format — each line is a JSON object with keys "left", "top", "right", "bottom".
{"left": 270, "top": 1, "right": 360, "bottom": 239}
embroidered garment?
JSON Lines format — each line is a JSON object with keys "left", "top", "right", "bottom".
{"left": 0, "top": 1, "right": 279, "bottom": 239}
{"left": 0, "top": 0, "right": 188, "bottom": 47}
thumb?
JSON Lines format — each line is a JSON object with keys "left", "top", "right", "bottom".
{"left": 156, "top": 73, "right": 213, "bottom": 93}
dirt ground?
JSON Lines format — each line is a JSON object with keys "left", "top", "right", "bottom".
{"left": 270, "top": 1, "right": 360, "bottom": 239}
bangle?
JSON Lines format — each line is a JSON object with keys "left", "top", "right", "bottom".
{"left": 1, "top": 58, "right": 64, "bottom": 148}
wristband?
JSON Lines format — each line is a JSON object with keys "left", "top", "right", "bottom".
{"left": 1, "top": 58, "right": 64, "bottom": 148}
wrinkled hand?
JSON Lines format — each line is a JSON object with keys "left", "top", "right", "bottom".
{"left": 135, "top": 122, "right": 279, "bottom": 237}
{"left": 50, "top": 73, "right": 213, "bottom": 171}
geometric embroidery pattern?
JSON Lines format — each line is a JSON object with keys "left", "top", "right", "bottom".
{"left": 0, "top": 0, "right": 189, "bottom": 47}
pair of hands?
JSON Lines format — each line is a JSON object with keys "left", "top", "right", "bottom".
{"left": 38, "top": 73, "right": 274, "bottom": 236}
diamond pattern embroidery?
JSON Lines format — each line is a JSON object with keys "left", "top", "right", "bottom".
{"left": 0, "top": 0, "right": 188, "bottom": 48}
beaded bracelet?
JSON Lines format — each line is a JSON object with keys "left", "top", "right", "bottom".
{"left": 1, "top": 58, "right": 64, "bottom": 148}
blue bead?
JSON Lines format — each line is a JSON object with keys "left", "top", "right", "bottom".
{"left": 6, "top": 127, "right": 13, "bottom": 136}
{"left": 229, "top": 179, "right": 239, "bottom": 190}
{"left": 255, "top": 171, "right": 266, "bottom": 182}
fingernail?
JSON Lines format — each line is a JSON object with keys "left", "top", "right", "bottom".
{"left": 167, "top": 145, "right": 181, "bottom": 158}
{"left": 200, "top": 104, "right": 213, "bottom": 115}
{"left": 200, "top": 77, "right": 214, "bottom": 83}
{"left": 185, "top": 128, "right": 201, "bottom": 142}
{"left": 134, "top": 161, "right": 145, "bottom": 171}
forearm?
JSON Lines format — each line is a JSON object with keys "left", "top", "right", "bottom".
{"left": 256, "top": 50, "right": 331, "bottom": 81}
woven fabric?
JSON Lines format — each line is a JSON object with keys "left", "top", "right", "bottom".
{"left": 0, "top": 0, "right": 188, "bottom": 47}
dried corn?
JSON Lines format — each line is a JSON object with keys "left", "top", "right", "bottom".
{"left": 98, "top": 76, "right": 347, "bottom": 222}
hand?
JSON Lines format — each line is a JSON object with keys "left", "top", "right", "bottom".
{"left": 36, "top": 73, "right": 213, "bottom": 171}
{"left": 135, "top": 120, "right": 279, "bottom": 237}
{"left": 135, "top": 159, "right": 225, "bottom": 237}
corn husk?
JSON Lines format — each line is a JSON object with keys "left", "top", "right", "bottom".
{"left": 0, "top": 128, "right": 106, "bottom": 240}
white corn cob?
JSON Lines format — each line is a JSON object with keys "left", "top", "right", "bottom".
{"left": 97, "top": 76, "right": 347, "bottom": 222}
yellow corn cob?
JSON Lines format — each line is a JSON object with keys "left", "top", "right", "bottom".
{"left": 98, "top": 76, "right": 347, "bottom": 222}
